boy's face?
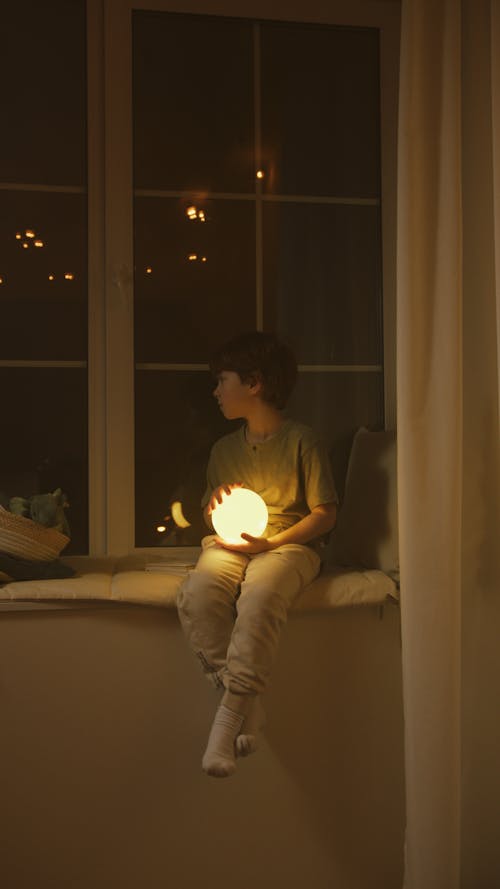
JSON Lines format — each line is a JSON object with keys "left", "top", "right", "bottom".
{"left": 213, "top": 371, "right": 257, "bottom": 420}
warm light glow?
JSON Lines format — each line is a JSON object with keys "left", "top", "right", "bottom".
{"left": 211, "top": 488, "right": 268, "bottom": 544}
{"left": 64, "top": 273, "right": 74, "bottom": 280}
{"left": 201, "top": 256, "right": 207, "bottom": 262}
{"left": 146, "top": 266, "right": 152, "bottom": 274}
{"left": 22, "top": 242, "right": 29, "bottom": 249}
{"left": 171, "top": 500, "right": 191, "bottom": 528}
{"left": 156, "top": 524, "right": 167, "bottom": 533}
{"left": 34, "top": 240, "right": 44, "bottom": 248}
{"left": 15, "top": 233, "right": 22, "bottom": 240}
{"left": 186, "top": 206, "right": 207, "bottom": 222}
{"left": 0, "top": 277, "right": 4, "bottom": 284}
{"left": 256, "top": 170, "right": 265, "bottom": 179}
{"left": 188, "top": 253, "right": 197, "bottom": 261}
{"left": 48, "top": 275, "right": 55, "bottom": 281}
{"left": 25, "top": 230, "right": 35, "bottom": 238}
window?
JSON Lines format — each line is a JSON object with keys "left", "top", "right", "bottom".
{"left": 0, "top": 0, "right": 398, "bottom": 556}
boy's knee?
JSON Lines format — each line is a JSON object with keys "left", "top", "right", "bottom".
{"left": 177, "top": 569, "right": 235, "bottom": 620}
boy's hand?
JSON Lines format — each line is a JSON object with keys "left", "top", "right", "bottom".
{"left": 214, "top": 533, "right": 272, "bottom": 554}
{"left": 207, "top": 483, "right": 244, "bottom": 515}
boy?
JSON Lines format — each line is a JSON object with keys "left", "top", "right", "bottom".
{"left": 177, "top": 331, "right": 338, "bottom": 778}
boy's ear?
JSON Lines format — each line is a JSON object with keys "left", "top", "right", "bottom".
{"left": 247, "top": 372, "right": 263, "bottom": 394}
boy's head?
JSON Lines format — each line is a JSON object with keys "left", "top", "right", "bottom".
{"left": 209, "top": 331, "right": 297, "bottom": 410}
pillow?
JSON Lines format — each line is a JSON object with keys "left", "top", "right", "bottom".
{"left": 327, "top": 428, "right": 399, "bottom": 579}
{"left": 0, "top": 552, "right": 76, "bottom": 582}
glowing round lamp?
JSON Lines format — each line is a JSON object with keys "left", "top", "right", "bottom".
{"left": 212, "top": 488, "right": 268, "bottom": 544}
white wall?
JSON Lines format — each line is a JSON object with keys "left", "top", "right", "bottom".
{"left": 0, "top": 603, "right": 404, "bottom": 889}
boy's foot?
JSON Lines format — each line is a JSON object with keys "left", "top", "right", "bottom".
{"left": 236, "top": 696, "right": 266, "bottom": 757}
{"left": 202, "top": 704, "right": 244, "bottom": 778}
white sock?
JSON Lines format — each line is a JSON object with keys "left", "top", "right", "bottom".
{"left": 202, "top": 704, "right": 244, "bottom": 778}
{"left": 236, "top": 697, "right": 266, "bottom": 757}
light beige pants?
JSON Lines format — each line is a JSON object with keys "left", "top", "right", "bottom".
{"left": 177, "top": 535, "right": 320, "bottom": 715}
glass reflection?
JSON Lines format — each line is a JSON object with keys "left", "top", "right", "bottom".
{"left": 287, "top": 371, "right": 384, "bottom": 499}
{"left": 263, "top": 202, "right": 382, "bottom": 365}
{"left": 134, "top": 197, "right": 255, "bottom": 363}
{"left": 133, "top": 11, "right": 254, "bottom": 192}
{"left": 261, "top": 21, "right": 381, "bottom": 198}
{"left": 0, "top": 368, "right": 88, "bottom": 554}
{"left": 0, "top": 0, "right": 86, "bottom": 186}
{"left": 0, "top": 191, "right": 87, "bottom": 360}
{"left": 135, "top": 370, "right": 239, "bottom": 547}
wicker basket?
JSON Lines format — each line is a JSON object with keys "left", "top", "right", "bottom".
{"left": 0, "top": 506, "right": 70, "bottom": 562}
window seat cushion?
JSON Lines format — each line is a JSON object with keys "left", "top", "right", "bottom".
{"left": 0, "top": 554, "right": 398, "bottom": 610}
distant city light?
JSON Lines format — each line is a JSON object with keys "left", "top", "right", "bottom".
{"left": 146, "top": 266, "right": 152, "bottom": 274}
{"left": 186, "top": 205, "right": 206, "bottom": 222}
{"left": 64, "top": 273, "right": 74, "bottom": 280}
{"left": 17, "top": 229, "right": 45, "bottom": 249}
{"left": 256, "top": 170, "right": 265, "bottom": 179}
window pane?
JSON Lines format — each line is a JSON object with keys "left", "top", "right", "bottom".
{"left": 135, "top": 370, "right": 238, "bottom": 547}
{"left": 133, "top": 12, "right": 254, "bottom": 192}
{"left": 261, "top": 22, "right": 381, "bottom": 197}
{"left": 0, "top": 369, "right": 88, "bottom": 554}
{"left": 132, "top": 13, "right": 386, "bottom": 550}
{"left": 0, "top": 0, "right": 87, "bottom": 186}
{"left": 0, "top": 191, "right": 87, "bottom": 360}
{"left": 134, "top": 197, "right": 256, "bottom": 363}
{"left": 287, "top": 371, "right": 384, "bottom": 497}
{"left": 263, "top": 202, "right": 382, "bottom": 365}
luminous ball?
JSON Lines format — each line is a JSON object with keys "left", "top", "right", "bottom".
{"left": 212, "top": 488, "right": 268, "bottom": 544}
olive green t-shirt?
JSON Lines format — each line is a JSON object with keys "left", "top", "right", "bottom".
{"left": 202, "top": 419, "right": 338, "bottom": 542}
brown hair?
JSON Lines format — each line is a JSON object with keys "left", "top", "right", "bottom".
{"left": 209, "top": 331, "right": 297, "bottom": 410}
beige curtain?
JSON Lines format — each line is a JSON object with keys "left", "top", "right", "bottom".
{"left": 397, "top": 0, "right": 500, "bottom": 887}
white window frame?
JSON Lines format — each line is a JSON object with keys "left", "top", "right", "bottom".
{"left": 88, "top": 0, "right": 400, "bottom": 555}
